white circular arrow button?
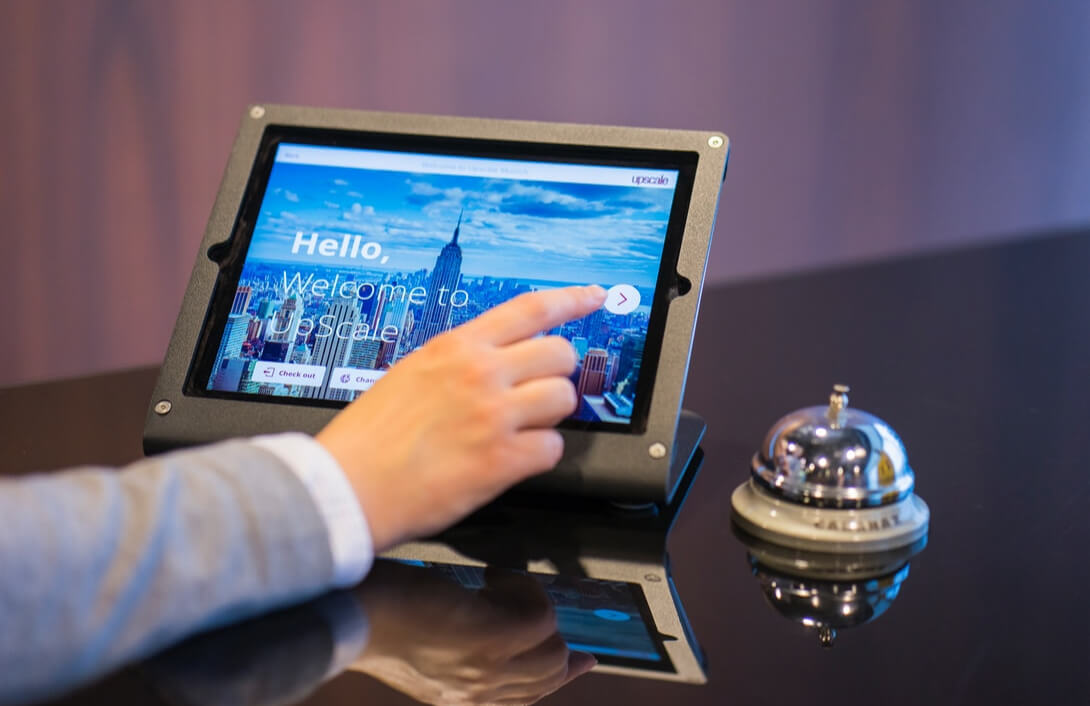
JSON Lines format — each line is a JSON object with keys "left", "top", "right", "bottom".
{"left": 605, "top": 284, "right": 640, "bottom": 315}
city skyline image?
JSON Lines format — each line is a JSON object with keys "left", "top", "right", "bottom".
{"left": 206, "top": 147, "right": 680, "bottom": 425}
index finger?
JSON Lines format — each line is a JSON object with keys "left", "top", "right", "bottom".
{"left": 461, "top": 285, "right": 607, "bottom": 346}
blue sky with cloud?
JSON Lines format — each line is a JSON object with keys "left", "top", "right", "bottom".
{"left": 247, "top": 160, "right": 676, "bottom": 288}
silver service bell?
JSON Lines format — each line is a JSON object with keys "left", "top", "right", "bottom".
{"left": 731, "top": 385, "right": 930, "bottom": 552}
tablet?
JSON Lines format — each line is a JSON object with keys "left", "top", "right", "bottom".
{"left": 145, "top": 105, "right": 728, "bottom": 501}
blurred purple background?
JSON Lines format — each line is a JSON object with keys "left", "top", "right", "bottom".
{"left": 1, "top": 0, "right": 1087, "bottom": 387}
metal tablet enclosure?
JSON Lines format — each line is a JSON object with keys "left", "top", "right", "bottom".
{"left": 144, "top": 104, "right": 729, "bottom": 503}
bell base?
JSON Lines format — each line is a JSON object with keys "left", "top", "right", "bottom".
{"left": 732, "top": 521, "right": 928, "bottom": 581}
{"left": 730, "top": 479, "right": 929, "bottom": 553}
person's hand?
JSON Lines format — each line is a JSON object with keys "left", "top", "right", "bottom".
{"left": 316, "top": 285, "right": 607, "bottom": 552}
{"left": 353, "top": 561, "right": 596, "bottom": 705}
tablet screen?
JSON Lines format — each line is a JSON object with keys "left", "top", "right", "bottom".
{"left": 194, "top": 129, "right": 694, "bottom": 432}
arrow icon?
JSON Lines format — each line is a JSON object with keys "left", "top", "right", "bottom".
{"left": 605, "top": 284, "right": 640, "bottom": 315}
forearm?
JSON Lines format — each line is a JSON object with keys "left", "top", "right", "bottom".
{"left": 0, "top": 440, "right": 337, "bottom": 703}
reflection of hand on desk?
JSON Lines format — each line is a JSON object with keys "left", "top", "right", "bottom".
{"left": 138, "top": 560, "right": 594, "bottom": 706}
{"left": 352, "top": 561, "right": 596, "bottom": 705}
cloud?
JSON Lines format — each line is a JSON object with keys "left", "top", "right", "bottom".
{"left": 283, "top": 190, "right": 300, "bottom": 202}
{"left": 403, "top": 181, "right": 475, "bottom": 217}
{"left": 404, "top": 180, "right": 447, "bottom": 206}
{"left": 607, "top": 196, "right": 663, "bottom": 212}
{"left": 403, "top": 179, "right": 630, "bottom": 221}
{"left": 333, "top": 178, "right": 349, "bottom": 186}
{"left": 461, "top": 206, "right": 667, "bottom": 264}
{"left": 501, "top": 200, "right": 606, "bottom": 219}
{"left": 324, "top": 201, "right": 340, "bottom": 209}
{"left": 342, "top": 202, "right": 376, "bottom": 221}
{"left": 483, "top": 182, "right": 623, "bottom": 219}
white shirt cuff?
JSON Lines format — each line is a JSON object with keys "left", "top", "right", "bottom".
{"left": 252, "top": 433, "right": 373, "bottom": 588}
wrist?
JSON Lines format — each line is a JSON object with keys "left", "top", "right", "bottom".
{"left": 253, "top": 432, "right": 375, "bottom": 586}
{"left": 315, "top": 430, "right": 402, "bottom": 553}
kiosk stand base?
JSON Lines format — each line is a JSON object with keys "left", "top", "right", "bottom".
{"left": 609, "top": 409, "right": 706, "bottom": 513}
{"left": 662, "top": 408, "right": 707, "bottom": 507}
{"left": 388, "top": 413, "right": 706, "bottom": 573}
{"left": 461, "top": 409, "right": 707, "bottom": 535}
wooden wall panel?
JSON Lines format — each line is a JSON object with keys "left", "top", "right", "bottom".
{"left": 1, "top": 0, "right": 1087, "bottom": 386}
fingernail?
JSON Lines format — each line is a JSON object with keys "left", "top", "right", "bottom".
{"left": 585, "top": 284, "right": 606, "bottom": 302}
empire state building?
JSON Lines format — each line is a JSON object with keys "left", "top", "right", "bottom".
{"left": 412, "top": 210, "right": 464, "bottom": 348}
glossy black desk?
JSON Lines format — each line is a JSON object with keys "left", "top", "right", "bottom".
{"left": 2, "top": 229, "right": 1088, "bottom": 705}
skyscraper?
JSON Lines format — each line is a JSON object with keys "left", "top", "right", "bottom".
{"left": 246, "top": 316, "right": 265, "bottom": 342}
{"left": 345, "top": 337, "right": 382, "bottom": 369}
{"left": 305, "top": 298, "right": 359, "bottom": 401}
{"left": 211, "top": 313, "right": 249, "bottom": 371}
{"left": 412, "top": 211, "right": 464, "bottom": 349}
{"left": 376, "top": 280, "right": 410, "bottom": 349}
{"left": 581, "top": 308, "right": 605, "bottom": 343}
{"left": 289, "top": 342, "right": 311, "bottom": 364}
{"left": 261, "top": 297, "right": 301, "bottom": 363}
{"left": 616, "top": 333, "right": 645, "bottom": 388}
{"left": 211, "top": 357, "right": 248, "bottom": 392}
{"left": 604, "top": 352, "right": 620, "bottom": 392}
{"left": 237, "top": 360, "right": 261, "bottom": 394}
{"left": 397, "top": 309, "right": 415, "bottom": 358}
{"left": 572, "top": 336, "right": 589, "bottom": 360}
{"left": 358, "top": 284, "right": 379, "bottom": 326}
{"left": 231, "top": 286, "right": 253, "bottom": 316}
{"left": 256, "top": 298, "right": 275, "bottom": 318}
{"left": 576, "top": 348, "right": 609, "bottom": 399}
{"left": 375, "top": 339, "right": 399, "bottom": 369}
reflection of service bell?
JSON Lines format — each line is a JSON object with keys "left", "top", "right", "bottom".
{"left": 731, "top": 385, "right": 929, "bottom": 552}
{"left": 735, "top": 525, "right": 925, "bottom": 648}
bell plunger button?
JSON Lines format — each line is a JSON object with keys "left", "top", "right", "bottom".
{"left": 826, "top": 383, "right": 849, "bottom": 426}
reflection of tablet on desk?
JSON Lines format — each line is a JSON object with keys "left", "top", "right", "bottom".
{"left": 406, "top": 560, "right": 703, "bottom": 680}
{"left": 145, "top": 105, "right": 728, "bottom": 502}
